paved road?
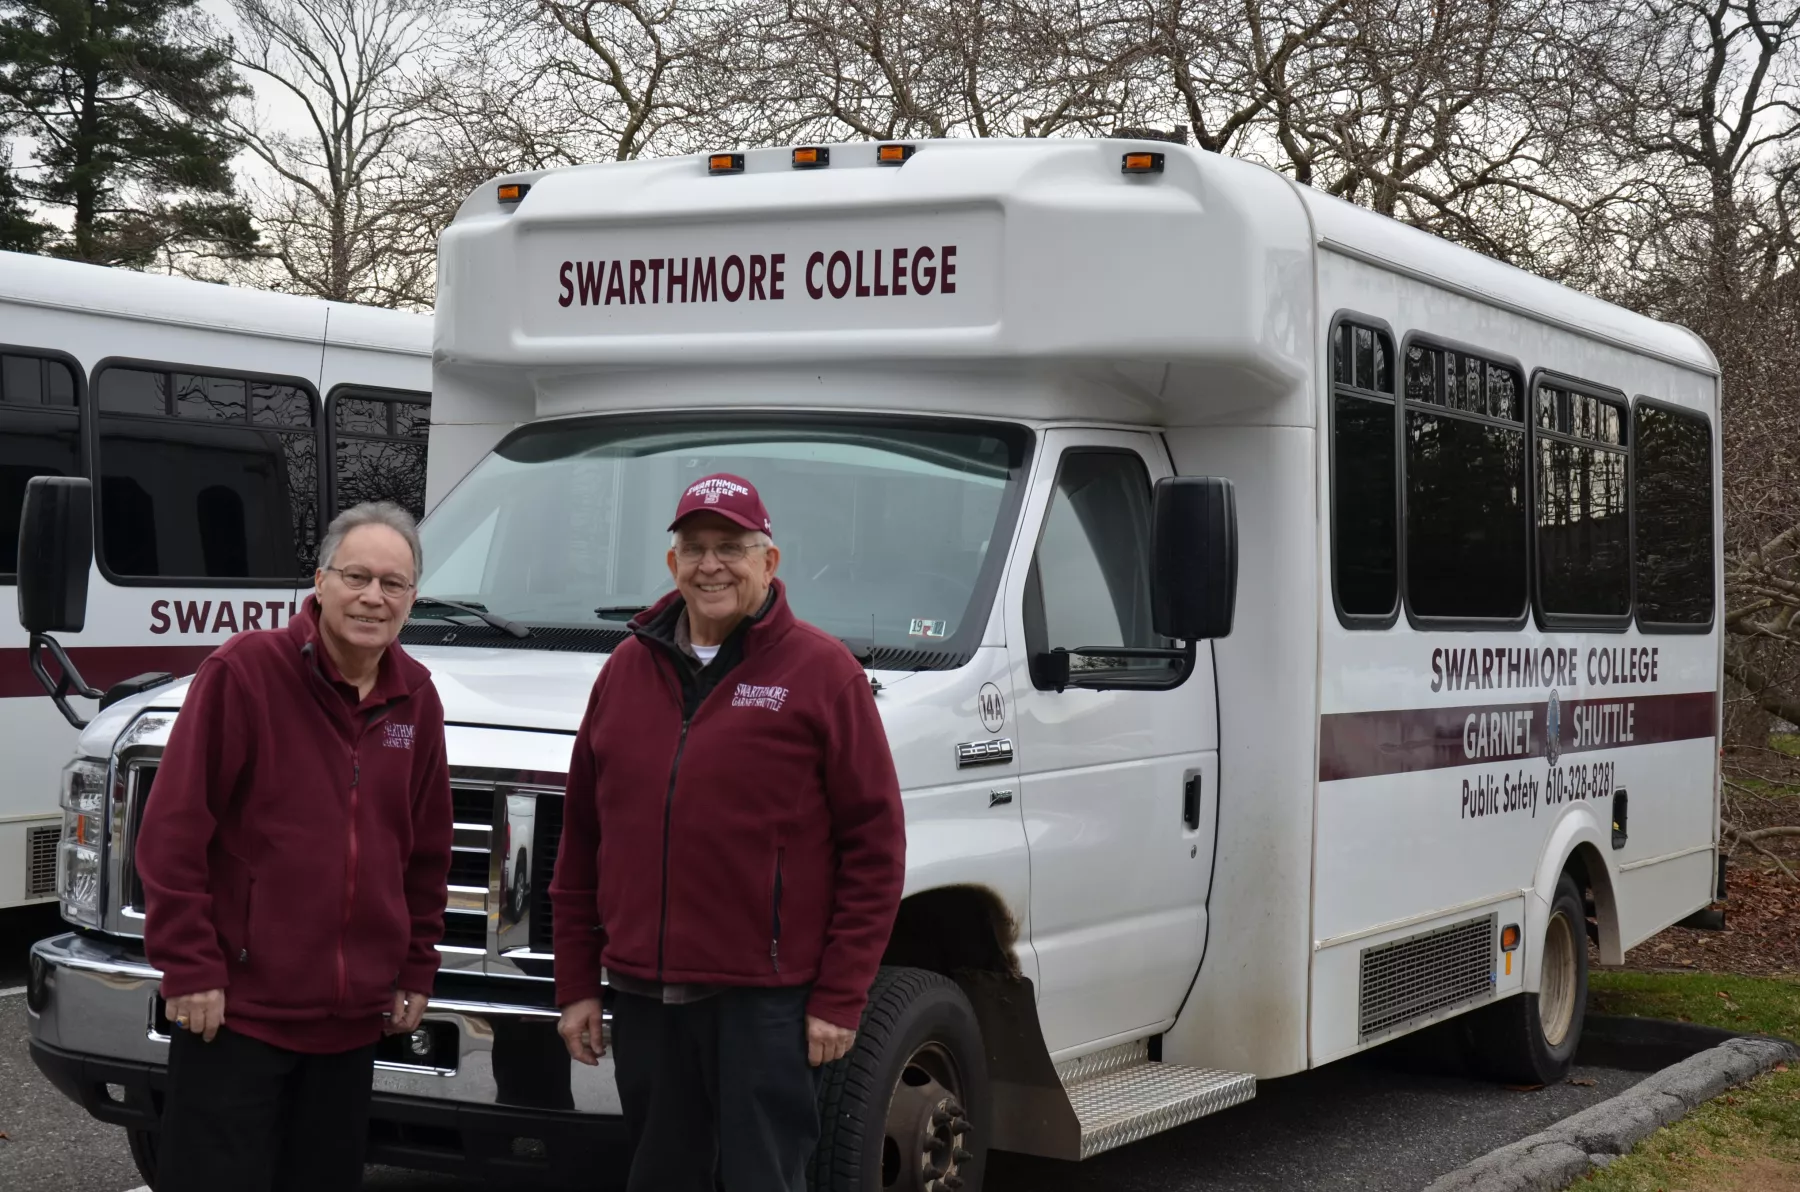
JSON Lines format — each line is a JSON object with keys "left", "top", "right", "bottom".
{"left": 0, "top": 905, "right": 1642, "bottom": 1192}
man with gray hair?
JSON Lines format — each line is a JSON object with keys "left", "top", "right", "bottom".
{"left": 137, "top": 501, "right": 453, "bottom": 1191}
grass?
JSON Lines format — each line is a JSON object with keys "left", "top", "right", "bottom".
{"left": 1574, "top": 972, "right": 1800, "bottom": 1191}
{"left": 1589, "top": 970, "right": 1800, "bottom": 1039}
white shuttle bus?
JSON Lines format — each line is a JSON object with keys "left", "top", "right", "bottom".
{"left": 19, "top": 140, "right": 1721, "bottom": 1190}
{"left": 0, "top": 253, "right": 431, "bottom": 911}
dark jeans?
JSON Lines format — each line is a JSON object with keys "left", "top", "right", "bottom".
{"left": 611, "top": 986, "right": 821, "bottom": 1192}
{"left": 157, "top": 1026, "right": 376, "bottom": 1192}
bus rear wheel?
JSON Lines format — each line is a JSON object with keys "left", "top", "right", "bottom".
{"left": 1469, "top": 872, "right": 1588, "bottom": 1085}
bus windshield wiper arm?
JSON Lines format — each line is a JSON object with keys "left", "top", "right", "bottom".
{"left": 595, "top": 605, "right": 651, "bottom": 622}
{"left": 411, "top": 596, "right": 532, "bottom": 639}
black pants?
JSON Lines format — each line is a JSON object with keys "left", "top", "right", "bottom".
{"left": 157, "top": 1026, "right": 376, "bottom": 1192}
{"left": 611, "top": 986, "right": 821, "bottom": 1192}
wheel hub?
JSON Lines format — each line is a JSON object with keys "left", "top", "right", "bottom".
{"left": 883, "top": 1042, "right": 974, "bottom": 1191}
{"left": 1539, "top": 910, "right": 1577, "bottom": 1047}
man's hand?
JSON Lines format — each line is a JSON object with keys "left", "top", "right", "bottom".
{"left": 386, "top": 989, "right": 429, "bottom": 1035}
{"left": 807, "top": 1015, "right": 856, "bottom": 1067}
{"left": 166, "top": 989, "right": 227, "bottom": 1042}
{"left": 558, "top": 997, "right": 606, "bottom": 1065}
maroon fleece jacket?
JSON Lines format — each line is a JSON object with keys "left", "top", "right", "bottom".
{"left": 136, "top": 597, "right": 452, "bottom": 1053}
{"left": 550, "top": 581, "right": 906, "bottom": 1029}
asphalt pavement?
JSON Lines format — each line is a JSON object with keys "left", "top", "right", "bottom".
{"left": 0, "top": 904, "right": 1644, "bottom": 1192}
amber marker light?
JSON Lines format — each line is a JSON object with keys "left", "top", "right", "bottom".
{"left": 496, "top": 182, "right": 529, "bottom": 203}
{"left": 792, "top": 146, "right": 830, "bottom": 169}
{"left": 1500, "top": 924, "right": 1521, "bottom": 952}
{"left": 708, "top": 153, "right": 745, "bottom": 175}
{"left": 877, "top": 143, "right": 915, "bottom": 165}
{"left": 1121, "top": 151, "right": 1165, "bottom": 174}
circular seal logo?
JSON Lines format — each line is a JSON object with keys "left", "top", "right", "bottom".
{"left": 978, "top": 682, "right": 1006, "bottom": 734}
{"left": 1544, "top": 690, "right": 1562, "bottom": 767}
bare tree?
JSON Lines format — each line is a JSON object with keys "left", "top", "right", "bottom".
{"left": 730, "top": 0, "right": 1160, "bottom": 143}
{"left": 228, "top": 0, "right": 443, "bottom": 307}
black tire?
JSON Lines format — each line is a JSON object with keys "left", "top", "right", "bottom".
{"left": 1466, "top": 872, "right": 1589, "bottom": 1085}
{"left": 811, "top": 966, "right": 990, "bottom": 1192}
{"left": 127, "top": 1127, "right": 159, "bottom": 1188}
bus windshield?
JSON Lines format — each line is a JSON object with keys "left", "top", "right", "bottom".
{"left": 414, "top": 414, "right": 1030, "bottom": 657}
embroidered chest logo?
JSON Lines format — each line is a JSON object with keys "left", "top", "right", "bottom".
{"left": 732, "top": 683, "right": 790, "bottom": 712}
{"left": 382, "top": 722, "right": 417, "bottom": 750}
{"left": 687, "top": 476, "right": 751, "bottom": 505}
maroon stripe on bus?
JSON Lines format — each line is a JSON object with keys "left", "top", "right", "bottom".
{"left": 1318, "top": 690, "right": 1717, "bottom": 782}
{"left": 0, "top": 645, "right": 218, "bottom": 701}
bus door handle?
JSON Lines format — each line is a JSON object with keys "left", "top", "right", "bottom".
{"left": 1182, "top": 774, "right": 1203, "bottom": 831}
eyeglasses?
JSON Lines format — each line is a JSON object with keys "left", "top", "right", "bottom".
{"left": 326, "top": 566, "right": 415, "bottom": 598}
{"left": 674, "top": 541, "right": 769, "bottom": 564}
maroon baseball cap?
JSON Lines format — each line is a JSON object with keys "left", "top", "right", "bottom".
{"left": 667, "top": 473, "right": 773, "bottom": 535}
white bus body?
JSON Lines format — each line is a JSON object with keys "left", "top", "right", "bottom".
{"left": 22, "top": 140, "right": 1721, "bottom": 1187}
{"left": 0, "top": 253, "right": 432, "bottom": 910}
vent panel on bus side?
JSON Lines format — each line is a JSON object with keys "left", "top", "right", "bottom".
{"left": 1357, "top": 913, "right": 1497, "bottom": 1043}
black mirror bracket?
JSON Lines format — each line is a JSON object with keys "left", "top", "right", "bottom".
{"left": 29, "top": 632, "right": 102, "bottom": 729}
{"left": 1040, "top": 641, "right": 1198, "bottom": 693}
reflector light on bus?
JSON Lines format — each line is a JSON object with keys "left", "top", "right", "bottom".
{"left": 497, "top": 183, "right": 529, "bottom": 203}
{"left": 1500, "top": 924, "right": 1521, "bottom": 952}
{"left": 792, "top": 147, "right": 829, "bottom": 169}
{"left": 1122, "top": 152, "right": 1165, "bottom": 174}
{"left": 709, "top": 153, "right": 745, "bottom": 175}
{"left": 877, "top": 144, "right": 915, "bottom": 165}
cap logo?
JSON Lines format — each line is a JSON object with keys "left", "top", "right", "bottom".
{"left": 687, "top": 477, "right": 751, "bottom": 505}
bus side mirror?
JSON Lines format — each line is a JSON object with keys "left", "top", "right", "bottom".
{"left": 1150, "top": 476, "right": 1237, "bottom": 642}
{"left": 18, "top": 476, "right": 94, "bottom": 634}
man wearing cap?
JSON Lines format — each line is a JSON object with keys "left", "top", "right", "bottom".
{"left": 551, "top": 474, "right": 905, "bottom": 1192}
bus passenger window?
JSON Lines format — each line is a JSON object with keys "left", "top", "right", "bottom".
{"left": 1634, "top": 403, "right": 1713, "bottom": 627}
{"left": 1330, "top": 320, "right": 1397, "bottom": 622}
{"left": 1402, "top": 343, "right": 1528, "bottom": 622}
{"left": 94, "top": 364, "right": 321, "bottom": 581}
{"left": 0, "top": 352, "right": 82, "bottom": 577}
{"left": 1533, "top": 382, "right": 1629, "bottom": 621}
{"left": 330, "top": 387, "right": 430, "bottom": 521}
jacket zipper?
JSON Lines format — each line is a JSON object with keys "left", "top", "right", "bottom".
{"left": 655, "top": 717, "right": 691, "bottom": 980}
{"left": 771, "top": 846, "right": 784, "bottom": 973}
{"left": 338, "top": 740, "right": 360, "bottom": 1008}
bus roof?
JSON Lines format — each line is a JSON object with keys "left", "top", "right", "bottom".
{"left": 0, "top": 251, "right": 431, "bottom": 356}
{"left": 437, "top": 138, "right": 1715, "bottom": 413}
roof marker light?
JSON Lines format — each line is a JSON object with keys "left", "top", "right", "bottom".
{"left": 496, "top": 183, "right": 529, "bottom": 203}
{"left": 877, "top": 143, "right": 915, "bottom": 165}
{"left": 708, "top": 153, "right": 745, "bottom": 175}
{"left": 792, "top": 146, "right": 830, "bottom": 169}
{"left": 1122, "top": 152, "right": 1165, "bottom": 175}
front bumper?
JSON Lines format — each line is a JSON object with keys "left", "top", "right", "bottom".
{"left": 26, "top": 933, "right": 630, "bottom": 1186}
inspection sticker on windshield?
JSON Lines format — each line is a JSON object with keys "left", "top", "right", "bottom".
{"left": 908, "top": 618, "right": 949, "bottom": 639}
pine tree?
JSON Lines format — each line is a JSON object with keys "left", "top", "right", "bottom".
{"left": 0, "top": 140, "right": 50, "bottom": 252}
{"left": 0, "top": 0, "right": 255, "bottom": 266}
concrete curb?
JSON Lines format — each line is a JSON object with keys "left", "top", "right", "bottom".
{"left": 1422, "top": 1034, "right": 1798, "bottom": 1192}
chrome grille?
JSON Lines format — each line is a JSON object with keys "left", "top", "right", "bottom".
{"left": 530, "top": 794, "right": 563, "bottom": 953}
{"left": 123, "top": 764, "right": 157, "bottom": 913}
{"left": 443, "top": 786, "right": 495, "bottom": 950}
{"left": 1358, "top": 913, "right": 1496, "bottom": 1042}
{"left": 26, "top": 823, "right": 60, "bottom": 898}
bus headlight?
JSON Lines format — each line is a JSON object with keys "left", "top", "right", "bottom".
{"left": 58, "top": 759, "right": 107, "bottom": 926}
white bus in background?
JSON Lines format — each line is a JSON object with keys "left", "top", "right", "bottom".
{"left": 19, "top": 141, "right": 1724, "bottom": 1190}
{"left": 0, "top": 252, "right": 433, "bottom": 911}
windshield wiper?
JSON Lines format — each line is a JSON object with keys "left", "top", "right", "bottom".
{"left": 595, "top": 605, "right": 651, "bottom": 622}
{"left": 411, "top": 596, "right": 532, "bottom": 639}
